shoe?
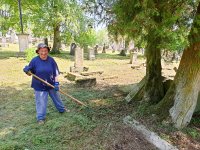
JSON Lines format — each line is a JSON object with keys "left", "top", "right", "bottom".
{"left": 37, "top": 120, "right": 45, "bottom": 125}
{"left": 59, "top": 108, "right": 70, "bottom": 113}
{"left": 65, "top": 108, "right": 70, "bottom": 112}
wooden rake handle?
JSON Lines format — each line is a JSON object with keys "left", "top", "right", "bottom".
{"left": 28, "top": 72, "right": 87, "bottom": 107}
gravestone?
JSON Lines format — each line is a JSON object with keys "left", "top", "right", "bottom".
{"left": 88, "top": 48, "right": 95, "bottom": 60}
{"left": 70, "top": 43, "right": 76, "bottom": 55}
{"left": 94, "top": 45, "right": 98, "bottom": 55}
{"left": 1, "top": 37, "right": 6, "bottom": 47}
{"left": 10, "top": 30, "right": 16, "bottom": 43}
{"left": 102, "top": 43, "right": 106, "bottom": 53}
{"left": 44, "top": 38, "right": 48, "bottom": 46}
{"left": 17, "top": 34, "right": 29, "bottom": 52}
{"left": 70, "top": 46, "right": 83, "bottom": 73}
{"left": 130, "top": 52, "right": 138, "bottom": 64}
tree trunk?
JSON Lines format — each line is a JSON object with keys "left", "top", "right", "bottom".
{"left": 144, "top": 32, "right": 164, "bottom": 104}
{"left": 51, "top": 24, "right": 61, "bottom": 54}
{"left": 156, "top": 2, "right": 200, "bottom": 129}
{"left": 126, "top": 33, "right": 164, "bottom": 104}
{"left": 83, "top": 44, "right": 89, "bottom": 53}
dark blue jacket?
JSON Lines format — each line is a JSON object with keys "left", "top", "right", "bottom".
{"left": 28, "top": 56, "right": 59, "bottom": 91}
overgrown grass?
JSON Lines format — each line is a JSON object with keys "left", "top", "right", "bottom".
{"left": 0, "top": 82, "right": 131, "bottom": 149}
{"left": 0, "top": 47, "right": 136, "bottom": 150}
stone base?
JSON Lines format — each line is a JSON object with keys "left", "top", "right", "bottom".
{"left": 70, "top": 66, "right": 83, "bottom": 73}
{"left": 16, "top": 52, "right": 25, "bottom": 58}
{"left": 65, "top": 72, "right": 82, "bottom": 81}
{"left": 80, "top": 71, "right": 103, "bottom": 76}
{"left": 131, "top": 63, "right": 145, "bottom": 69}
{"left": 75, "top": 77, "right": 96, "bottom": 87}
{"left": 88, "top": 56, "right": 95, "bottom": 60}
{"left": 70, "top": 66, "right": 88, "bottom": 73}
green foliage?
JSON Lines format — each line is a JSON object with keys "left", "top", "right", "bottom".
{"left": 25, "top": 48, "right": 37, "bottom": 62}
{"left": 96, "top": 29, "right": 109, "bottom": 45}
{"left": 72, "top": 114, "right": 96, "bottom": 131}
{"left": 108, "top": 0, "right": 195, "bottom": 52}
{"left": 184, "top": 128, "right": 200, "bottom": 139}
{"left": 75, "top": 29, "right": 97, "bottom": 48}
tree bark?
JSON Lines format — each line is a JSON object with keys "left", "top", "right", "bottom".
{"left": 144, "top": 31, "right": 164, "bottom": 104}
{"left": 51, "top": 24, "right": 61, "bottom": 54}
{"left": 156, "top": 2, "right": 200, "bottom": 129}
{"left": 126, "top": 32, "right": 164, "bottom": 104}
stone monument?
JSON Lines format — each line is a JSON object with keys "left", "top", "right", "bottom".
{"left": 17, "top": 34, "right": 29, "bottom": 52}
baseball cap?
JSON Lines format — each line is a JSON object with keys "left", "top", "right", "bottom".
{"left": 36, "top": 43, "right": 50, "bottom": 53}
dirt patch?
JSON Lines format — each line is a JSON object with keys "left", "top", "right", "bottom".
{"left": 105, "top": 125, "right": 157, "bottom": 150}
{"left": 170, "top": 131, "right": 200, "bottom": 150}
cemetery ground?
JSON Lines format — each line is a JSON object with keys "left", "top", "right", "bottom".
{"left": 0, "top": 44, "right": 200, "bottom": 150}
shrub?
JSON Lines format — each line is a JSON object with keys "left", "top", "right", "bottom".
{"left": 25, "top": 48, "right": 37, "bottom": 62}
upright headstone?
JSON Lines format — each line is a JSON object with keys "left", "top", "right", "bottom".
{"left": 130, "top": 52, "right": 138, "bottom": 64}
{"left": 70, "top": 43, "right": 76, "bottom": 55}
{"left": 88, "top": 48, "right": 95, "bottom": 60}
{"left": 28, "top": 34, "right": 32, "bottom": 45}
{"left": 1, "top": 36, "right": 6, "bottom": 47}
{"left": 44, "top": 38, "right": 48, "bottom": 46}
{"left": 74, "top": 47, "right": 84, "bottom": 72}
{"left": 94, "top": 45, "right": 98, "bottom": 55}
{"left": 17, "top": 34, "right": 29, "bottom": 52}
{"left": 10, "top": 30, "right": 16, "bottom": 43}
{"left": 102, "top": 43, "right": 106, "bottom": 53}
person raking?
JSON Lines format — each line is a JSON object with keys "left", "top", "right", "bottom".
{"left": 23, "top": 43, "right": 70, "bottom": 124}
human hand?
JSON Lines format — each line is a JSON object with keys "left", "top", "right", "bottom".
{"left": 54, "top": 82, "right": 59, "bottom": 91}
{"left": 23, "top": 66, "right": 32, "bottom": 76}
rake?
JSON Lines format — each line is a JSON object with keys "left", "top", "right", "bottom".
{"left": 28, "top": 71, "right": 87, "bottom": 107}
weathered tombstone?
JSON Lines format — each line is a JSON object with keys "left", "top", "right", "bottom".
{"left": 88, "top": 48, "right": 95, "bottom": 60}
{"left": 102, "top": 43, "right": 106, "bottom": 53}
{"left": 10, "top": 30, "right": 16, "bottom": 43}
{"left": 94, "top": 45, "right": 98, "bottom": 55}
{"left": 74, "top": 46, "right": 84, "bottom": 72}
{"left": 120, "top": 49, "right": 126, "bottom": 56}
{"left": 70, "top": 43, "right": 76, "bottom": 55}
{"left": 44, "top": 38, "right": 48, "bottom": 46}
{"left": 17, "top": 34, "right": 29, "bottom": 52}
{"left": 61, "top": 44, "right": 66, "bottom": 50}
{"left": 130, "top": 52, "right": 138, "bottom": 64}
{"left": 111, "top": 43, "right": 115, "bottom": 53}
{"left": 1, "top": 36, "right": 6, "bottom": 47}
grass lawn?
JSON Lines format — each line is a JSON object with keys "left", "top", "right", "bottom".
{"left": 0, "top": 44, "right": 199, "bottom": 150}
